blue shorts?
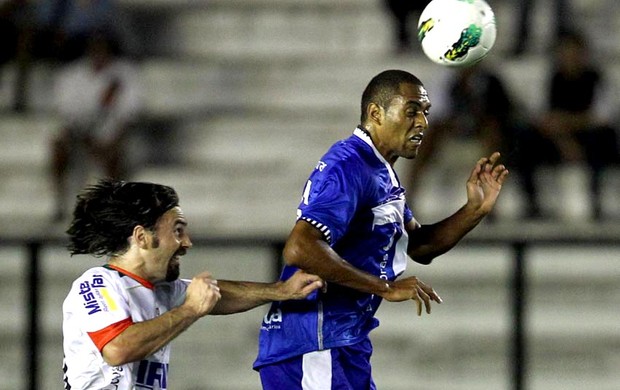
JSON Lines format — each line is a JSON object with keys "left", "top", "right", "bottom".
{"left": 258, "top": 339, "right": 376, "bottom": 390}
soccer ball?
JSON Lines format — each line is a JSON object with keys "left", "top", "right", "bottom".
{"left": 417, "top": 0, "right": 497, "bottom": 67}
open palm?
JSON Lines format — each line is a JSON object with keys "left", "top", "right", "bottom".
{"left": 466, "top": 152, "right": 509, "bottom": 214}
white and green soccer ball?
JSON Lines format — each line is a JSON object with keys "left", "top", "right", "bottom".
{"left": 417, "top": 0, "right": 497, "bottom": 67}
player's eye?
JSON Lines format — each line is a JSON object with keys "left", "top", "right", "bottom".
{"left": 407, "top": 109, "right": 428, "bottom": 117}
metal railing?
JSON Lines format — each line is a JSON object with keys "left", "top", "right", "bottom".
{"left": 2, "top": 221, "right": 619, "bottom": 390}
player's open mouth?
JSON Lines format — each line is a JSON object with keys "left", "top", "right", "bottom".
{"left": 409, "top": 133, "right": 424, "bottom": 143}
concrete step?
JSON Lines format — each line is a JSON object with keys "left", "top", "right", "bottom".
{"left": 132, "top": 167, "right": 301, "bottom": 236}
{"left": 160, "top": 1, "right": 390, "bottom": 60}
{"left": 178, "top": 114, "right": 350, "bottom": 170}
{"left": 0, "top": 113, "right": 60, "bottom": 169}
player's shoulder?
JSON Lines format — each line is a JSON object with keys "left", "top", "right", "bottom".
{"left": 323, "top": 135, "right": 371, "bottom": 168}
{"left": 71, "top": 265, "right": 120, "bottom": 285}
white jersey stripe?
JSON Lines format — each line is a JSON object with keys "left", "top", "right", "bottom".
{"left": 354, "top": 127, "right": 399, "bottom": 187}
{"left": 301, "top": 350, "right": 332, "bottom": 390}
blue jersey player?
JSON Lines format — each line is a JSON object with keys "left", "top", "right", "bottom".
{"left": 254, "top": 69, "right": 509, "bottom": 389}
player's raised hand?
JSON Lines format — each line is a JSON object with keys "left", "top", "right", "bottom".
{"left": 280, "top": 269, "right": 324, "bottom": 300}
{"left": 382, "top": 276, "right": 442, "bottom": 315}
{"left": 184, "top": 271, "right": 221, "bottom": 317}
{"left": 466, "top": 152, "right": 509, "bottom": 214}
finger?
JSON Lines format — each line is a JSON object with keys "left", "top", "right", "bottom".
{"left": 413, "top": 295, "right": 422, "bottom": 316}
{"left": 295, "top": 272, "right": 324, "bottom": 291}
{"left": 300, "top": 281, "right": 323, "bottom": 296}
{"left": 483, "top": 152, "right": 501, "bottom": 174}
{"left": 468, "top": 158, "right": 485, "bottom": 183}
{"left": 483, "top": 168, "right": 508, "bottom": 189}
{"left": 195, "top": 271, "right": 213, "bottom": 280}
{"left": 417, "top": 287, "right": 432, "bottom": 314}
{"left": 497, "top": 167, "right": 509, "bottom": 185}
{"left": 485, "top": 158, "right": 497, "bottom": 173}
{"left": 303, "top": 273, "right": 323, "bottom": 284}
{"left": 491, "top": 164, "right": 506, "bottom": 180}
{"left": 304, "top": 280, "right": 323, "bottom": 292}
{"left": 429, "top": 289, "right": 442, "bottom": 304}
{"left": 490, "top": 165, "right": 502, "bottom": 180}
{"left": 487, "top": 151, "right": 501, "bottom": 165}
{"left": 294, "top": 270, "right": 324, "bottom": 288}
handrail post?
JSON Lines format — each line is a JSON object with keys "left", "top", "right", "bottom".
{"left": 26, "top": 240, "right": 42, "bottom": 390}
{"left": 511, "top": 241, "right": 527, "bottom": 390}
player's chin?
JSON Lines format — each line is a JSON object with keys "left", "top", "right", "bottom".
{"left": 401, "top": 146, "right": 420, "bottom": 159}
{"left": 165, "top": 262, "right": 181, "bottom": 282}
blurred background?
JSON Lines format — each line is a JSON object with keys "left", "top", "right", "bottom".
{"left": 0, "top": 0, "right": 619, "bottom": 389}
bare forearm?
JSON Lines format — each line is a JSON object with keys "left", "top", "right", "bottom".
{"left": 408, "top": 204, "right": 485, "bottom": 264}
{"left": 209, "top": 280, "right": 287, "bottom": 315}
{"left": 284, "top": 223, "right": 389, "bottom": 296}
{"left": 102, "top": 305, "right": 198, "bottom": 366}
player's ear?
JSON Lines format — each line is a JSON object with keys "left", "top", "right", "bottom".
{"left": 368, "top": 102, "right": 383, "bottom": 126}
{"left": 132, "top": 225, "right": 150, "bottom": 249}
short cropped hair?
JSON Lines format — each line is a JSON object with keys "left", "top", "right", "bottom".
{"left": 360, "top": 70, "right": 424, "bottom": 124}
{"left": 67, "top": 178, "right": 179, "bottom": 257}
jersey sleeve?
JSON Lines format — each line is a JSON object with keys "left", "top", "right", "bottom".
{"left": 67, "top": 269, "right": 134, "bottom": 351}
{"left": 169, "top": 279, "right": 189, "bottom": 308}
{"left": 404, "top": 202, "right": 414, "bottom": 224}
{"left": 298, "top": 160, "right": 364, "bottom": 245}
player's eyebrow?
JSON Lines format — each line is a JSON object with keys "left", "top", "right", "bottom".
{"left": 407, "top": 100, "right": 431, "bottom": 110}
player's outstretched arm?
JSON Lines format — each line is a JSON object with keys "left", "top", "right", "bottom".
{"left": 209, "top": 270, "right": 324, "bottom": 315}
{"left": 283, "top": 219, "right": 440, "bottom": 315}
{"left": 284, "top": 220, "right": 395, "bottom": 295}
{"left": 283, "top": 220, "right": 442, "bottom": 315}
{"left": 407, "top": 152, "right": 508, "bottom": 265}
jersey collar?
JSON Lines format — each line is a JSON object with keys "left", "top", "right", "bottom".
{"left": 353, "top": 127, "right": 399, "bottom": 187}
{"left": 104, "top": 264, "right": 155, "bottom": 290}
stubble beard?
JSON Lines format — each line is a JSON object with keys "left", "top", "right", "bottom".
{"left": 165, "top": 260, "right": 180, "bottom": 282}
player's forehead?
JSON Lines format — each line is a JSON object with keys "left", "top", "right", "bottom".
{"left": 156, "top": 206, "right": 188, "bottom": 228}
{"left": 393, "top": 83, "right": 431, "bottom": 107}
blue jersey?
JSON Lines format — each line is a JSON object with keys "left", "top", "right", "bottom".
{"left": 254, "top": 128, "right": 414, "bottom": 369}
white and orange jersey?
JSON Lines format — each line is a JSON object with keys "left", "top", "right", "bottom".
{"left": 62, "top": 264, "right": 187, "bottom": 390}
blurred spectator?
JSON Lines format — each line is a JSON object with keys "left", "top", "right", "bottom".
{"left": 407, "top": 63, "right": 519, "bottom": 214}
{"left": 7, "top": 0, "right": 128, "bottom": 111}
{"left": 512, "top": 0, "right": 572, "bottom": 56}
{"left": 0, "top": 0, "right": 23, "bottom": 68}
{"left": 37, "top": 0, "right": 120, "bottom": 61}
{"left": 512, "top": 30, "right": 619, "bottom": 220}
{"left": 0, "top": 0, "right": 28, "bottom": 110}
{"left": 382, "top": 0, "right": 430, "bottom": 55}
{"left": 50, "top": 32, "right": 142, "bottom": 222}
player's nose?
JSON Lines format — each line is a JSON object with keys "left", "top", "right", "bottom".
{"left": 182, "top": 235, "right": 192, "bottom": 250}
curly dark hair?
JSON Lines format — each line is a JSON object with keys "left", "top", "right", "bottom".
{"left": 66, "top": 178, "right": 180, "bottom": 257}
{"left": 360, "top": 69, "right": 424, "bottom": 124}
